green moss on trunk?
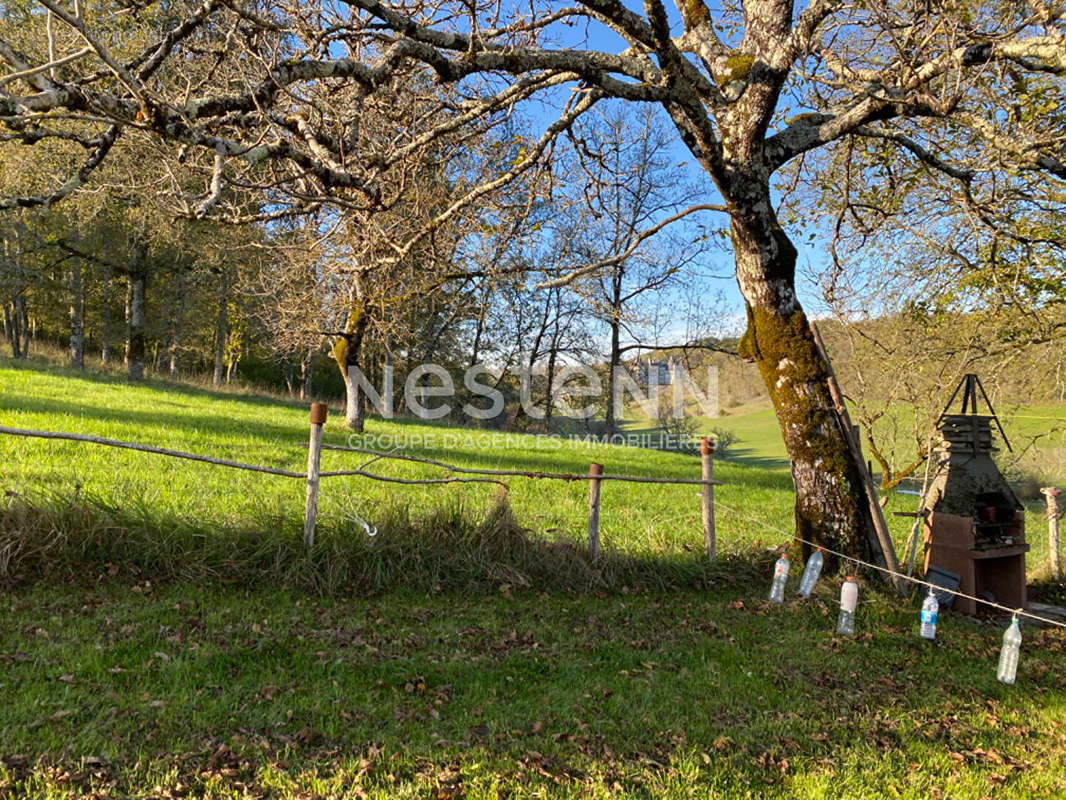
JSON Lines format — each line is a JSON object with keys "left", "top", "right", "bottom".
{"left": 741, "top": 304, "right": 870, "bottom": 563}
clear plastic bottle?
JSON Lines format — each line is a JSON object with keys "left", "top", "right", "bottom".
{"left": 768, "top": 554, "right": 789, "bottom": 603}
{"left": 997, "top": 615, "right": 1022, "bottom": 685}
{"left": 798, "top": 548, "right": 824, "bottom": 598}
{"left": 837, "top": 576, "right": 858, "bottom": 635}
{"left": 919, "top": 587, "right": 939, "bottom": 640}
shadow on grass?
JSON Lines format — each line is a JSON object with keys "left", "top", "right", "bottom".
{"left": 3, "top": 391, "right": 309, "bottom": 450}
{"left": 0, "top": 489, "right": 770, "bottom": 597}
{"left": 0, "top": 355, "right": 310, "bottom": 410}
{"left": 717, "top": 446, "right": 790, "bottom": 472}
{"left": 3, "top": 357, "right": 796, "bottom": 492}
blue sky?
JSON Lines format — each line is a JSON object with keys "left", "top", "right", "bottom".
{"left": 495, "top": 0, "right": 834, "bottom": 347}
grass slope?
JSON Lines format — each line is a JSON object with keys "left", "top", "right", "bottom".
{"left": 0, "top": 359, "right": 796, "bottom": 564}
{"left": 5, "top": 358, "right": 1058, "bottom": 573}
{"left": 1, "top": 359, "right": 1065, "bottom": 798}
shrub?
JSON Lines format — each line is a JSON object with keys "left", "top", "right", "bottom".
{"left": 708, "top": 427, "right": 738, "bottom": 457}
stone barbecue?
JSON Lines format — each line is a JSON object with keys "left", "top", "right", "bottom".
{"left": 920, "top": 378, "right": 1028, "bottom": 615}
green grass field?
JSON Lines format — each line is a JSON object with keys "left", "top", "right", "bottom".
{"left": 0, "top": 359, "right": 800, "bottom": 564}
{"left": 2, "top": 358, "right": 1065, "bottom": 799}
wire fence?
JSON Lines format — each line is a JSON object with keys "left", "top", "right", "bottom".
{"left": 2, "top": 420, "right": 1061, "bottom": 628}
{"left": 0, "top": 418, "right": 722, "bottom": 557}
{"left": 0, "top": 425, "right": 720, "bottom": 487}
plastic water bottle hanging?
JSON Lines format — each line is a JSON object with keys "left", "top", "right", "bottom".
{"left": 768, "top": 554, "right": 789, "bottom": 603}
{"left": 919, "top": 587, "right": 939, "bottom": 640}
{"left": 997, "top": 614, "right": 1022, "bottom": 684}
{"left": 798, "top": 548, "right": 824, "bottom": 598}
{"left": 837, "top": 577, "right": 858, "bottom": 635}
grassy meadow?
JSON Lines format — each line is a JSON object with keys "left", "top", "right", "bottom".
{"left": 1, "top": 357, "right": 1065, "bottom": 799}
{"left": 0, "top": 358, "right": 800, "bottom": 569}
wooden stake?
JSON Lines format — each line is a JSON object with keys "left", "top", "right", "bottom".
{"left": 810, "top": 322, "right": 904, "bottom": 593}
{"left": 1042, "top": 487, "right": 1061, "bottom": 580}
{"left": 701, "top": 437, "right": 716, "bottom": 562}
{"left": 588, "top": 462, "right": 603, "bottom": 565}
{"left": 304, "top": 402, "right": 327, "bottom": 549}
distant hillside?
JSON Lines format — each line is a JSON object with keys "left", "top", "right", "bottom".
{"left": 636, "top": 311, "right": 1066, "bottom": 414}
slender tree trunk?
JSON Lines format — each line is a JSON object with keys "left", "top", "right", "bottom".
{"left": 603, "top": 276, "right": 622, "bottom": 438}
{"left": 353, "top": 362, "right": 366, "bottom": 431}
{"left": 544, "top": 343, "right": 558, "bottom": 431}
{"left": 125, "top": 240, "right": 148, "bottom": 381}
{"left": 213, "top": 270, "right": 229, "bottom": 388}
{"left": 301, "top": 357, "right": 312, "bottom": 400}
{"left": 69, "top": 259, "right": 85, "bottom": 369}
{"left": 543, "top": 289, "right": 564, "bottom": 430}
{"left": 383, "top": 344, "right": 393, "bottom": 413}
{"left": 2, "top": 234, "right": 25, "bottom": 359}
{"left": 2, "top": 304, "right": 11, "bottom": 354}
{"left": 15, "top": 294, "right": 28, "bottom": 360}
{"left": 469, "top": 288, "right": 488, "bottom": 370}
{"left": 286, "top": 361, "right": 296, "bottom": 396}
{"left": 168, "top": 272, "right": 186, "bottom": 379}
{"left": 3, "top": 302, "right": 19, "bottom": 358}
{"left": 100, "top": 264, "right": 113, "bottom": 365}
{"left": 729, "top": 179, "right": 884, "bottom": 566}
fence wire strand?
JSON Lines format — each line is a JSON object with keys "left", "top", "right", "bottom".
{"left": 715, "top": 500, "right": 1066, "bottom": 629}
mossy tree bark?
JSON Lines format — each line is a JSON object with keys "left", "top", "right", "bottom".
{"left": 728, "top": 177, "right": 885, "bottom": 566}
{"left": 333, "top": 274, "right": 371, "bottom": 432}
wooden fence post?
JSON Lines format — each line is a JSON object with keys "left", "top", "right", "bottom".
{"left": 1042, "top": 487, "right": 1061, "bottom": 580}
{"left": 701, "top": 437, "right": 716, "bottom": 562}
{"left": 304, "top": 402, "right": 327, "bottom": 549}
{"left": 588, "top": 462, "right": 603, "bottom": 565}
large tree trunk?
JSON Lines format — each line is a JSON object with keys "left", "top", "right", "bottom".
{"left": 729, "top": 181, "right": 885, "bottom": 567}
{"left": 213, "top": 269, "right": 229, "bottom": 388}
{"left": 69, "top": 259, "right": 85, "bottom": 369}
{"left": 125, "top": 240, "right": 148, "bottom": 381}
